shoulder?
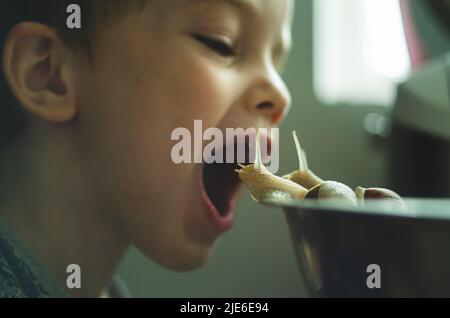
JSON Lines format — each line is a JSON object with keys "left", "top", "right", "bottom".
{"left": 0, "top": 248, "right": 27, "bottom": 298}
{"left": 0, "top": 223, "right": 52, "bottom": 298}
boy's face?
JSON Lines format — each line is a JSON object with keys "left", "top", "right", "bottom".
{"left": 75, "top": 0, "right": 293, "bottom": 270}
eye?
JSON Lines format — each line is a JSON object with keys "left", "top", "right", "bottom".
{"left": 193, "top": 34, "right": 235, "bottom": 57}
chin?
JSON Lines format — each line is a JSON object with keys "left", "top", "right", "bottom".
{"left": 138, "top": 239, "right": 216, "bottom": 272}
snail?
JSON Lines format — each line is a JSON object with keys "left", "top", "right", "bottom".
{"left": 235, "top": 131, "right": 308, "bottom": 202}
{"left": 355, "top": 186, "right": 405, "bottom": 207}
{"left": 283, "top": 131, "right": 323, "bottom": 189}
{"left": 283, "top": 131, "right": 357, "bottom": 205}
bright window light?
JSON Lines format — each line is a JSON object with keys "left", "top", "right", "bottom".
{"left": 314, "top": 0, "right": 411, "bottom": 106}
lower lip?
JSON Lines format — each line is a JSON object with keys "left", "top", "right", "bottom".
{"left": 198, "top": 169, "right": 235, "bottom": 233}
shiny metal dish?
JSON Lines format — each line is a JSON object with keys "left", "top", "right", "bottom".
{"left": 263, "top": 199, "right": 450, "bottom": 297}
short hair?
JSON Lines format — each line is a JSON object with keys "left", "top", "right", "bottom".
{"left": 0, "top": 0, "right": 145, "bottom": 151}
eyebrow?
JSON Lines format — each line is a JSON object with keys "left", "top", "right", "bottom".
{"left": 226, "top": 0, "right": 258, "bottom": 14}
{"left": 180, "top": 0, "right": 257, "bottom": 15}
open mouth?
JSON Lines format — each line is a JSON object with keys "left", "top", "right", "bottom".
{"left": 201, "top": 133, "right": 272, "bottom": 217}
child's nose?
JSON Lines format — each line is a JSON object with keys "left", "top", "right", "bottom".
{"left": 245, "top": 70, "right": 292, "bottom": 125}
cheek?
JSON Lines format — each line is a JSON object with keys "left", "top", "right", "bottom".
{"left": 74, "top": 59, "right": 178, "bottom": 225}
{"left": 142, "top": 49, "right": 238, "bottom": 130}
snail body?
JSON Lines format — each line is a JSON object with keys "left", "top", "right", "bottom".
{"left": 283, "top": 131, "right": 323, "bottom": 189}
{"left": 284, "top": 170, "right": 323, "bottom": 190}
{"left": 235, "top": 131, "right": 308, "bottom": 202}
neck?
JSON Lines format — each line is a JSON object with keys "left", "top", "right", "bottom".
{"left": 0, "top": 125, "right": 129, "bottom": 297}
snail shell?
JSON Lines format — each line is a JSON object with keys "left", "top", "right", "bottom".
{"left": 307, "top": 181, "right": 357, "bottom": 205}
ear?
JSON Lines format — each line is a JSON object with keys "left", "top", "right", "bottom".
{"left": 2, "top": 22, "right": 77, "bottom": 123}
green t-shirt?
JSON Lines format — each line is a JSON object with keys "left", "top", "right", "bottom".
{"left": 0, "top": 219, "right": 67, "bottom": 298}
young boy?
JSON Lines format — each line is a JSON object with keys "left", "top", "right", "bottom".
{"left": 0, "top": 0, "right": 293, "bottom": 297}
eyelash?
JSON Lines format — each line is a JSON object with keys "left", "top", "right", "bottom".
{"left": 194, "top": 35, "right": 236, "bottom": 58}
